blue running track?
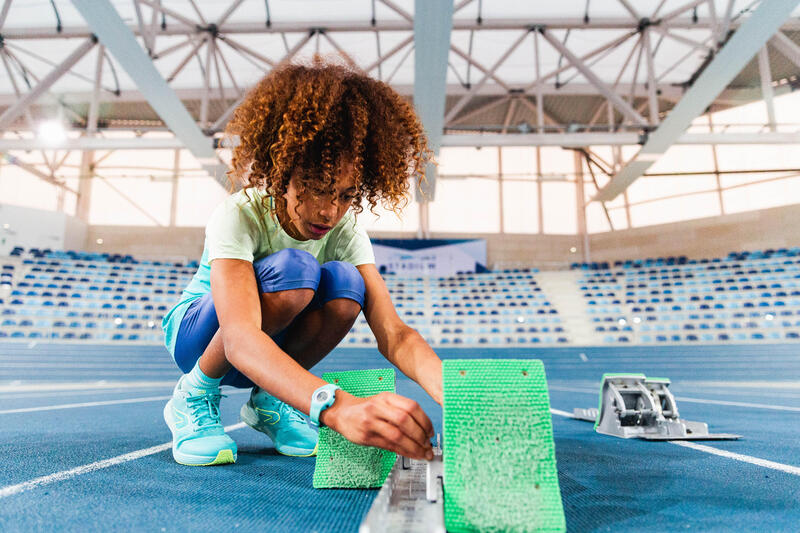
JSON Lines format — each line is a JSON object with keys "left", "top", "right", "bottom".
{"left": 1, "top": 342, "right": 800, "bottom": 532}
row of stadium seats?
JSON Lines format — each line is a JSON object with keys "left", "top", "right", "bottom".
{"left": 571, "top": 247, "right": 800, "bottom": 271}
{"left": 5, "top": 246, "right": 800, "bottom": 346}
{"left": 578, "top": 251, "right": 800, "bottom": 344}
{"left": 1, "top": 248, "right": 565, "bottom": 345}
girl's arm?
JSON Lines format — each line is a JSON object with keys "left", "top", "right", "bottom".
{"left": 357, "top": 264, "right": 443, "bottom": 405}
{"left": 211, "top": 258, "right": 434, "bottom": 459}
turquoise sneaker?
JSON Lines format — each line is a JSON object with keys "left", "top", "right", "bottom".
{"left": 240, "top": 387, "right": 318, "bottom": 457}
{"left": 163, "top": 376, "right": 237, "bottom": 466}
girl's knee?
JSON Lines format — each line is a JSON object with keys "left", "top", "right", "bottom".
{"left": 260, "top": 288, "right": 315, "bottom": 332}
{"left": 324, "top": 297, "right": 362, "bottom": 323}
{"left": 319, "top": 261, "right": 366, "bottom": 308}
{"left": 253, "top": 248, "right": 321, "bottom": 293}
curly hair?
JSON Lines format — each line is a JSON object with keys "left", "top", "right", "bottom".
{"left": 223, "top": 56, "right": 432, "bottom": 218}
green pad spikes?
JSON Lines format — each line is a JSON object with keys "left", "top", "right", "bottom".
{"left": 312, "top": 368, "right": 397, "bottom": 489}
{"left": 442, "top": 359, "right": 566, "bottom": 532}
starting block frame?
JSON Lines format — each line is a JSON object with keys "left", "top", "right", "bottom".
{"left": 573, "top": 373, "right": 740, "bottom": 441}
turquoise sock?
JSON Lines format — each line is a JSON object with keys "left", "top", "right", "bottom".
{"left": 183, "top": 361, "right": 223, "bottom": 392}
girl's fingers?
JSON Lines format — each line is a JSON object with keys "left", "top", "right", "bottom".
{"left": 375, "top": 402, "right": 430, "bottom": 451}
{"left": 367, "top": 418, "right": 431, "bottom": 460}
{"left": 380, "top": 393, "right": 435, "bottom": 439}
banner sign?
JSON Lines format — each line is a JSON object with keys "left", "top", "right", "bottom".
{"left": 371, "top": 239, "right": 487, "bottom": 277}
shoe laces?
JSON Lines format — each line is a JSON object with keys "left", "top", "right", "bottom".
{"left": 186, "top": 391, "right": 226, "bottom": 429}
{"left": 282, "top": 403, "right": 306, "bottom": 424}
{"left": 265, "top": 395, "right": 306, "bottom": 424}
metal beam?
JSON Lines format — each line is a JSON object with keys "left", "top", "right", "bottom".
{"left": 0, "top": 37, "right": 96, "bottom": 130}
{"left": 538, "top": 28, "right": 648, "bottom": 126}
{"left": 439, "top": 131, "right": 800, "bottom": 148}
{"left": 7, "top": 17, "right": 800, "bottom": 40}
{"left": 643, "top": 28, "right": 660, "bottom": 125}
{"left": 769, "top": 31, "right": 800, "bottom": 69}
{"left": 445, "top": 30, "right": 529, "bottom": 124}
{"left": 1, "top": 154, "right": 78, "bottom": 193}
{"left": 70, "top": 0, "right": 225, "bottom": 187}
{"left": 757, "top": 46, "right": 777, "bottom": 132}
{"left": 593, "top": 0, "right": 800, "bottom": 203}
{"left": 0, "top": 0, "right": 13, "bottom": 30}
{"left": 414, "top": 0, "right": 453, "bottom": 202}
{"left": 0, "top": 81, "right": 691, "bottom": 107}
{"left": 8, "top": 131, "right": 800, "bottom": 152}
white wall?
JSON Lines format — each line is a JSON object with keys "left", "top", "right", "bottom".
{"left": 0, "top": 203, "right": 87, "bottom": 255}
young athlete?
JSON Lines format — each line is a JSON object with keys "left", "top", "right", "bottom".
{"left": 161, "top": 59, "right": 442, "bottom": 467}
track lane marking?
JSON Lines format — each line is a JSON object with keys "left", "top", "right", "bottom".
{"left": 549, "top": 409, "right": 800, "bottom": 477}
{"left": 0, "top": 389, "right": 249, "bottom": 415}
{"left": 0, "top": 382, "right": 178, "bottom": 394}
{"left": 0, "top": 388, "right": 173, "bottom": 401}
{"left": 670, "top": 441, "right": 800, "bottom": 476}
{"left": 0, "top": 422, "right": 248, "bottom": 499}
{"left": 548, "top": 385, "right": 800, "bottom": 412}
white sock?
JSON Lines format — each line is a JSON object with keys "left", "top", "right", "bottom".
{"left": 182, "top": 360, "right": 223, "bottom": 392}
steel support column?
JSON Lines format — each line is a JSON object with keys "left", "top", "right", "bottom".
{"left": 414, "top": 0, "right": 453, "bottom": 204}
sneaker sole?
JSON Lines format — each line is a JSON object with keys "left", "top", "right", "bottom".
{"left": 173, "top": 448, "right": 236, "bottom": 467}
{"left": 240, "top": 403, "right": 317, "bottom": 457}
{"left": 164, "top": 400, "right": 237, "bottom": 466}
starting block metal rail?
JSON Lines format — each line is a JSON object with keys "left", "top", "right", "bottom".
{"left": 358, "top": 447, "right": 445, "bottom": 533}
{"left": 573, "top": 373, "right": 740, "bottom": 441}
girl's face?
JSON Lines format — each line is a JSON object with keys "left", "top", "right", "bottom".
{"left": 279, "top": 168, "right": 358, "bottom": 241}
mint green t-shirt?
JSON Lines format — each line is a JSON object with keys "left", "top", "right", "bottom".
{"left": 161, "top": 187, "right": 375, "bottom": 356}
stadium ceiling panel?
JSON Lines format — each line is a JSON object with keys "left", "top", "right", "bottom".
{"left": 0, "top": 0, "right": 798, "bottom": 194}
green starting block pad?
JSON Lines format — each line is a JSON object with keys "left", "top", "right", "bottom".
{"left": 442, "top": 359, "right": 565, "bottom": 533}
{"left": 312, "top": 368, "right": 397, "bottom": 489}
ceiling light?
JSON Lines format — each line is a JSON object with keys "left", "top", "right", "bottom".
{"left": 37, "top": 120, "right": 67, "bottom": 145}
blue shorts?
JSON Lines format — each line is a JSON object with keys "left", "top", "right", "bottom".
{"left": 173, "top": 248, "right": 366, "bottom": 388}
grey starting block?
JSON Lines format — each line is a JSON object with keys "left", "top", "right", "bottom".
{"left": 358, "top": 444, "right": 445, "bottom": 533}
{"left": 572, "top": 373, "right": 740, "bottom": 441}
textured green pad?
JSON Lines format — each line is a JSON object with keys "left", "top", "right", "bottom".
{"left": 312, "top": 368, "right": 397, "bottom": 489}
{"left": 442, "top": 359, "right": 566, "bottom": 532}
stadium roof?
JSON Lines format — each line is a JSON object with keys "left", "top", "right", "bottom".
{"left": 1, "top": 0, "right": 799, "bottom": 198}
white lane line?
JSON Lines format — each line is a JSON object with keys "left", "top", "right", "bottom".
{"left": 548, "top": 385, "right": 800, "bottom": 413}
{"left": 0, "top": 384, "right": 245, "bottom": 401}
{"left": 0, "top": 362, "right": 177, "bottom": 368}
{"left": 0, "top": 422, "right": 247, "bottom": 499}
{"left": 0, "top": 395, "right": 172, "bottom": 414}
{"left": 676, "top": 396, "right": 800, "bottom": 413}
{"left": 0, "top": 388, "right": 172, "bottom": 401}
{"left": 686, "top": 381, "right": 800, "bottom": 390}
{"left": 671, "top": 441, "right": 800, "bottom": 477}
{"left": 0, "top": 389, "right": 250, "bottom": 414}
{"left": 0, "top": 381, "right": 178, "bottom": 393}
{"left": 549, "top": 409, "right": 800, "bottom": 477}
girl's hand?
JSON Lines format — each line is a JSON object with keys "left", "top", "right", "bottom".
{"left": 319, "top": 391, "right": 435, "bottom": 460}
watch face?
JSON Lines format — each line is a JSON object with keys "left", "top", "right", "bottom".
{"left": 316, "top": 391, "right": 329, "bottom": 402}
